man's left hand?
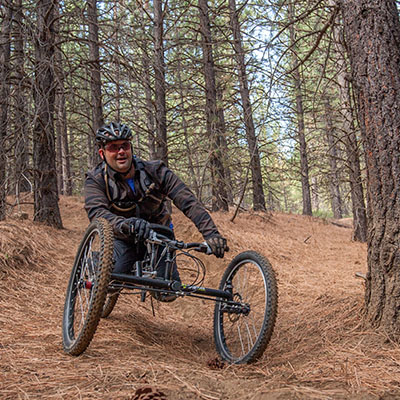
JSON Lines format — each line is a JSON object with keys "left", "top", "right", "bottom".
{"left": 206, "top": 235, "right": 228, "bottom": 258}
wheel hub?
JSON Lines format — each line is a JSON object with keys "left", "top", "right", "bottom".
{"left": 221, "top": 294, "right": 250, "bottom": 317}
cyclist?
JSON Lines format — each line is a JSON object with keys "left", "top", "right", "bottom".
{"left": 84, "top": 122, "right": 228, "bottom": 290}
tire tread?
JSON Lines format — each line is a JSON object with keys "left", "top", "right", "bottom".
{"left": 62, "top": 218, "right": 114, "bottom": 355}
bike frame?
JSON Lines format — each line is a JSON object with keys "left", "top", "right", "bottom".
{"left": 109, "top": 230, "right": 235, "bottom": 303}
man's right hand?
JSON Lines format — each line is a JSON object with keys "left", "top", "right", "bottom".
{"left": 124, "top": 217, "right": 151, "bottom": 242}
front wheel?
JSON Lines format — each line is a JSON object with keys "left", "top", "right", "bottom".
{"left": 101, "top": 290, "right": 120, "bottom": 318}
{"left": 62, "top": 218, "right": 114, "bottom": 355}
{"left": 213, "top": 251, "right": 278, "bottom": 364}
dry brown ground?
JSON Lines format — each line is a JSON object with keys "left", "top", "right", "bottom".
{"left": 1, "top": 196, "right": 400, "bottom": 400}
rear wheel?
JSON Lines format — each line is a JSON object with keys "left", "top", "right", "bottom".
{"left": 62, "top": 218, "right": 113, "bottom": 355}
{"left": 213, "top": 251, "right": 278, "bottom": 364}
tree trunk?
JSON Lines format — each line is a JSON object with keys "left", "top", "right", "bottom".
{"left": 88, "top": 0, "right": 103, "bottom": 167}
{"left": 323, "top": 97, "right": 343, "bottom": 219}
{"left": 144, "top": 55, "right": 156, "bottom": 159}
{"left": 288, "top": 1, "right": 312, "bottom": 216}
{"left": 215, "top": 81, "right": 234, "bottom": 206}
{"left": 54, "top": 2, "right": 72, "bottom": 195}
{"left": 56, "top": 114, "right": 62, "bottom": 194}
{"left": 113, "top": 1, "right": 121, "bottom": 122}
{"left": 145, "top": 65, "right": 156, "bottom": 159}
{"left": 340, "top": 0, "right": 400, "bottom": 338}
{"left": 333, "top": 15, "right": 367, "bottom": 241}
{"left": 311, "top": 176, "right": 320, "bottom": 212}
{"left": 198, "top": 0, "right": 229, "bottom": 211}
{"left": 0, "top": 0, "right": 12, "bottom": 220}
{"left": 13, "top": 0, "right": 31, "bottom": 196}
{"left": 139, "top": 0, "right": 156, "bottom": 159}
{"left": 229, "top": 0, "right": 266, "bottom": 211}
{"left": 266, "top": 185, "right": 276, "bottom": 211}
{"left": 176, "top": 43, "right": 200, "bottom": 198}
{"left": 32, "top": 0, "right": 62, "bottom": 228}
{"left": 153, "top": 0, "right": 168, "bottom": 165}
{"left": 56, "top": 87, "right": 72, "bottom": 196}
{"left": 338, "top": 75, "right": 367, "bottom": 241}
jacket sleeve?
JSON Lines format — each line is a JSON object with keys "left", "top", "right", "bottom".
{"left": 84, "top": 172, "right": 127, "bottom": 237}
{"left": 151, "top": 162, "right": 220, "bottom": 239}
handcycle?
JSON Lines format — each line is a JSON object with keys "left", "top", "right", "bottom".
{"left": 62, "top": 218, "right": 278, "bottom": 364}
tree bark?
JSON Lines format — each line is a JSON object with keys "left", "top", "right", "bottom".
{"left": 340, "top": 0, "right": 400, "bottom": 338}
{"left": 54, "top": 2, "right": 72, "bottom": 195}
{"left": 215, "top": 79, "right": 234, "bottom": 206}
{"left": 0, "top": 0, "right": 12, "bottom": 220}
{"left": 88, "top": 0, "right": 103, "bottom": 167}
{"left": 139, "top": 0, "right": 156, "bottom": 159}
{"left": 153, "top": 0, "right": 168, "bottom": 165}
{"left": 176, "top": 42, "right": 200, "bottom": 198}
{"left": 229, "top": 0, "right": 266, "bottom": 211}
{"left": 323, "top": 97, "right": 343, "bottom": 219}
{"left": 13, "top": 0, "right": 31, "bottom": 196}
{"left": 288, "top": 1, "right": 312, "bottom": 216}
{"left": 32, "top": 0, "right": 62, "bottom": 228}
{"left": 198, "top": 0, "right": 229, "bottom": 211}
{"left": 311, "top": 176, "right": 320, "bottom": 212}
{"left": 113, "top": 1, "right": 121, "bottom": 123}
{"left": 144, "top": 56, "right": 156, "bottom": 159}
{"left": 332, "top": 15, "right": 367, "bottom": 241}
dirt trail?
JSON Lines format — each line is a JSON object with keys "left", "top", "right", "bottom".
{"left": 1, "top": 196, "right": 399, "bottom": 400}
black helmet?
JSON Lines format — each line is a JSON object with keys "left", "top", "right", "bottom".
{"left": 96, "top": 122, "right": 132, "bottom": 145}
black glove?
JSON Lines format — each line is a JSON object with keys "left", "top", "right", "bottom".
{"left": 206, "top": 235, "right": 228, "bottom": 258}
{"left": 125, "top": 217, "right": 151, "bottom": 242}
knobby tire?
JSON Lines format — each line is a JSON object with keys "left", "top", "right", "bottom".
{"left": 213, "top": 251, "right": 278, "bottom": 364}
{"left": 62, "top": 218, "right": 114, "bottom": 355}
{"left": 101, "top": 291, "right": 120, "bottom": 318}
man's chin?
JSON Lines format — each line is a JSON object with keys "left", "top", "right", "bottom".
{"left": 115, "top": 163, "right": 130, "bottom": 174}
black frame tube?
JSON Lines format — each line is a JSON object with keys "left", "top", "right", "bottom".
{"left": 180, "top": 284, "right": 232, "bottom": 299}
{"left": 110, "top": 272, "right": 232, "bottom": 300}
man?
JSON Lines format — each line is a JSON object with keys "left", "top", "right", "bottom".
{"left": 84, "top": 122, "right": 228, "bottom": 288}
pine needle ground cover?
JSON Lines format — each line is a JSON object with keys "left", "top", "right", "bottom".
{"left": 1, "top": 196, "right": 399, "bottom": 399}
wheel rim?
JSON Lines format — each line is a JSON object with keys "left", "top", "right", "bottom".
{"left": 68, "top": 228, "right": 101, "bottom": 341}
{"left": 216, "top": 259, "right": 268, "bottom": 362}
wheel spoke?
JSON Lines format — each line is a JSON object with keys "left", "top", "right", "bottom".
{"left": 244, "top": 319, "right": 255, "bottom": 349}
{"left": 248, "top": 312, "right": 260, "bottom": 339}
{"left": 236, "top": 320, "right": 245, "bottom": 356}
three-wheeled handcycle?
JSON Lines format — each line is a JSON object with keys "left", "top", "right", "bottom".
{"left": 62, "top": 218, "right": 278, "bottom": 364}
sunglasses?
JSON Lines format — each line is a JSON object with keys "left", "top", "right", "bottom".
{"left": 105, "top": 142, "right": 131, "bottom": 153}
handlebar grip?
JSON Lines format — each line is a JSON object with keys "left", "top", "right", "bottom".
{"left": 120, "top": 221, "right": 156, "bottom": 237}
{"left": 201, "top": 243, "right": 212, "bottom": 254}
{"left": 120, "top": 221, "right": 130, "bottom": 234}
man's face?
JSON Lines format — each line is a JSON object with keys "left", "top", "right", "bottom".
{"left": 99, "top": 140, "right": 132, "bottom": 173}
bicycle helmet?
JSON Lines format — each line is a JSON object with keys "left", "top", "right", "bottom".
{"left": 96, "top": 122, "right": 132, "bottom": 146}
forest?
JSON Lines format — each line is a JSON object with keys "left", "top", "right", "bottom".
{"left": 1, "top": 0, "right": 400, "bottom": 354}
{"left": 0, "top": 0, "right": 370, "bottom": 226}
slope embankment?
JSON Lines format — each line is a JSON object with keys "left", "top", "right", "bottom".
{"left": 1, "top": 196, "right": 399, "bottom": 399}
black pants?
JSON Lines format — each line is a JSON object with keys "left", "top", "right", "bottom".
{"left": 113, "top": 239, "right": 180, "bottom": 281}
